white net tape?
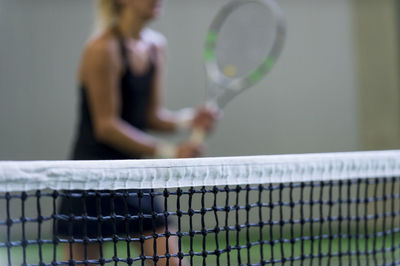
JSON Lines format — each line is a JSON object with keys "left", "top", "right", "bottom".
{"left": 1, "top": 150, "right": 400, "bottom": 192}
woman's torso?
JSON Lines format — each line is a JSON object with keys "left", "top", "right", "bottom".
{"left": 72, "top": 30, "right": 156, "bottom": 160}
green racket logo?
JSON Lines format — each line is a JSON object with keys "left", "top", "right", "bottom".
{"left": 204, "top": 30, "right": 217, "bottom": 61}
{"left": 249, "top": 57, "right": 275, "bottom": 84}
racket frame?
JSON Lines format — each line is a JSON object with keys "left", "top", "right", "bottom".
{"left": 191, "top": 0, "right": 287, "bottom": 144}
{"left": 203, "top": 0, "right": 287, "bottom": 108}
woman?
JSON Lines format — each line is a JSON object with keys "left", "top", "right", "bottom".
{"left": 57, "top": 0, "right": 217, "bottom": 264}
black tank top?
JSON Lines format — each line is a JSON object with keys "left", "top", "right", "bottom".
{"left": 71, "top": 33, "right": 155, "bottom": 160}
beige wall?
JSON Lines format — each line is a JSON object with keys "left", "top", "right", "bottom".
{"left": 352, "top": 0, "right": 400, "bottom": 150}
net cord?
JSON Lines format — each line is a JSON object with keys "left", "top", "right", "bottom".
{"left": 1, "top": 150, "right": 400, "bottom": 192}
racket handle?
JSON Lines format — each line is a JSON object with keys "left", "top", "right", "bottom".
{"left": 190, "top": 127, "right": 206, "bottom": 145}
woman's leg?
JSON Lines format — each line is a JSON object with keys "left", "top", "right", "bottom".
{"left": 139, "top": 227, "right": 187, "bottom": 266}
{"left": 63, "top": 242, "right": 101, "bottom": 266}
{"left": 62, "top": 230, "right": 186, "bottom": 265}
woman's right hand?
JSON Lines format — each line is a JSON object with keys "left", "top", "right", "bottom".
{"left": 192, "top": 103, "right": 220, "bottom": 133}
{"left": 176, "top": 142, "right": 203, "bottom": 158}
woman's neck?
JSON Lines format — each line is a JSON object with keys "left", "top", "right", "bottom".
{"left": 116, "top": 11, "right": 147, "bottom": 40}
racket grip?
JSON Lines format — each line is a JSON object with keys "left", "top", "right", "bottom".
{"left": 190, "top": 127, "right": 206, "bottom": 145}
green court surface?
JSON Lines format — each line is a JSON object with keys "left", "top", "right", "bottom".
{"left": 1, "top": 231, "right": 400, "bottom": 265}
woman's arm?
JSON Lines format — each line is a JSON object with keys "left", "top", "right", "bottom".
{"left": 145, "top": 38, "right": 192, "bottom": 132}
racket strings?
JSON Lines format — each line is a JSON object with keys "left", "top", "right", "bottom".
{"left": 215, "top": 2, "right": 278, "bottom": 80}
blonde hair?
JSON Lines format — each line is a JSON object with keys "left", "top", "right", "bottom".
{"left": 95, "top": 0, "right": 121, "bottom": 31}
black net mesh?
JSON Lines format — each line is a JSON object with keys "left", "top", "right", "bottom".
{"left": 1, "top": 177, "right": 400, "bottom": 265}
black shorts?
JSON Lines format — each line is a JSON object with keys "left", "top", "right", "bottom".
{"left": 56, "top": 190, "right": 168, "bottom": 238}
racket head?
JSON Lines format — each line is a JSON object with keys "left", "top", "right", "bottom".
{"left": 204, "top": 0, "right": 286, "bottom": 107}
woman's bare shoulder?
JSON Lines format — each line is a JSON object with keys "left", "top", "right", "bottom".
{"left": 142, "top": 28, "right": 167, "bottom": 50}
{"left": 79, "top": 30, "right": 122, "bottom": 80}
{"left": 83, "top": 31, "right": 120, "bottom": 60}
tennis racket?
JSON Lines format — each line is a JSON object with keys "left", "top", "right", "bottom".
{"left": 191, "top": 0, "right": 287, "bottom": 143}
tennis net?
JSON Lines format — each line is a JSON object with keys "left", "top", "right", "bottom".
{"left": 1, "top": 150, "right": 400, "bottom": 265}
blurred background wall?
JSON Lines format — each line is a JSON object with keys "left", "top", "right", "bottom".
{"left": 352, "top": 0, "right": 400, "bottom": 150}
{"left": 0, "top": 0, "right": 398, "bottom": 160}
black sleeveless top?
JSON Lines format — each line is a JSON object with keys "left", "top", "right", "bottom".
{"left": 71, "top": 34, "right": 155, "bottom": 160}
